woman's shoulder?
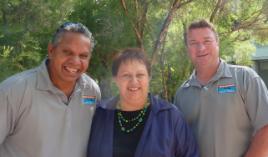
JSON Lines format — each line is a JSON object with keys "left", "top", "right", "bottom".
{"left": 150, "top": 94, "right": 184, "bottom": 118}
{"left": 96, "top": 96, "right": 119, "bottom": 110}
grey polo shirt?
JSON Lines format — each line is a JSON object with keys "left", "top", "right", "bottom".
{"left": 0, "top": 60, "right": 101, "bottom": 157}
{"left": 174, "top": 60, "right": 268, "bottom": 157}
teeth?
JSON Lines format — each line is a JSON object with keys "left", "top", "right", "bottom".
{"left": 129, "top": 88, "right": 138, "bottom": 91}
{"left": 65, "top": 67, "right": 78, "bottom": 73}
{"left": 198, "top": 54, "right": 208, "bottom": 57}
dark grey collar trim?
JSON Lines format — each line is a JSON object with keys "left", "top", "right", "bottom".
{"left": 183, "top": 59, "right": 233, "bottom": 88}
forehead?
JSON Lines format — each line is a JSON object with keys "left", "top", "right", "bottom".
{"left": 187, "top": 28, "right": 216, "bottom": 39}
{"left": 120, "top": 59, "right": 145, "bottom": 67}
{"left": 60, "top": 32, "right": 91, "bottom": 43}
{"left": 118, "top": 59, "right": 147, "bottom": 71}
{"left": 55, "top": 32, "right": 91, "bottom": 53}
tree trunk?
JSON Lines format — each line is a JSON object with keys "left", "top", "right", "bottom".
{"left": 160, "top": 39, "right": 168, "bottom": 100}
{"left": 120, "top": 0, "right": 148, "bottom": 49}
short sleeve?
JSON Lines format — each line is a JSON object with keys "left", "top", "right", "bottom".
{"left": 242, "top": 68, "right": 268, "bottom": 133}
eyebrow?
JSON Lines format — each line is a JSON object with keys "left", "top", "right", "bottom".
{"left": 204, "top": 36, "right": 214, "bottom": 39}
{"left": 189, "top": 36, "right": 214, "bottom": 41}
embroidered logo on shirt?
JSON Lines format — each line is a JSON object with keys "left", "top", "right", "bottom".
{"left": 82, "top": 95, "right": 96, "bottom": 105}
{"left": 217, "top": 84, "right": 236, "bottom": 93}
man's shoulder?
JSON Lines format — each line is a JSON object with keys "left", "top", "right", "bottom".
{"left": 226, "top": 63, "right": 250, "bottom": 71}
{"left": 150, "top": 95, "right": 181, "bottom": 114}
{"left": 150, "top": 95, "right": 187, "bottom": 128}
{"left": 80, "top": 74, "right": 99, "bottom": 88}
{"left": 80, "top": 73, "right": 101, "bottom": 99}
{"left": 226, "top": 63, "right": 259, "bottom": 78}
{"left": 174, "top": 79, "right": 192, "bottom": 97}
{"left": 0, "top": 67, "right": 38, "bottom": 91}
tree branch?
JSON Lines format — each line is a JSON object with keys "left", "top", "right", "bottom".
{"left": 119, "top": 0, "right": 148, "bottom": 49}
{"left": 120, "top": 0, "right": 128, "bottom": 15}
{"left": 210, "top": 0, "right": 228, "bottom": 22}
{"left": 150, "top": 0, "right": 194, "bottom": 65}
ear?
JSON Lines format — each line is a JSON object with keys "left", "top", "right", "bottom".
{"left": 47, "top": 43, "right": 54, "bottom": 59}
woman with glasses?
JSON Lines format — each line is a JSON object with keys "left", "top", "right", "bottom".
{"left": 87, "top": 48, "right": 198, "bottom": 157}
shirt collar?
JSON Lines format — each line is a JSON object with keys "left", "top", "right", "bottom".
{"left": 184, "top": 59, "right": 232, "bottom": 88}
{"left": 36, "top": 59, "right": 55, "bottom": 91}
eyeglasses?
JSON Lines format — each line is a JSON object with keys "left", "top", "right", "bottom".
{"left": 118, "top": 73, "right": 148, "bottom": 81}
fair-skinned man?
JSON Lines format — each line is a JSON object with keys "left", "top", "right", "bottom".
{"left": 0, "top": 22, "right": 101, "bottom": 157}
{"left": 174, "top": 19, "right": 268, "bottom": 157}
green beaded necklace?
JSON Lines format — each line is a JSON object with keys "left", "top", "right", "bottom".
{"left": 117, "top": 100, "right": 149, "bottom": 133}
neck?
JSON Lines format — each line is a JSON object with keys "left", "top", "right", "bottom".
{"left": 196, "top": 60, "right": 220, "bottom": 85}
{"left": 47, "top": 64, "right": 76, "bottom": 98}
{"left": 57, "top": 83, "right": 75, "bottom": 98}
{"left": 51, "top": 80, "right": 75, "bottom": 98}
{"left": 119, "top": 98, "right": 148, "bottom": 111}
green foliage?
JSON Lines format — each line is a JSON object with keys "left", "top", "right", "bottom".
{"left": 0, "top": 0, "right": 74, "bottom": 82}
{"left": 233, "top": 41, "right": 255, "bottom": 66}
{"left": 68, "top": 0, "right": 138, "bottom": 98}
{"left": 148, "top": 0, "right": 267, "bottom": 100}
{"left": 69, "top": 0, "right": 136, "bottom": 78}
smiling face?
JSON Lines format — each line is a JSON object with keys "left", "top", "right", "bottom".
{"left": 47, "top": 32, "right": 91, "bottom": 90}
{"left": 186, "top": 28, "right": 220, "bottom": 71}
{"left": 114, "top": 60, "right": 150, "bottom": 110}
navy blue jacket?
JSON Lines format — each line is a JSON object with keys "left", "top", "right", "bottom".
{"left": 87, "top": 94, "right": 199, "bottom": 157}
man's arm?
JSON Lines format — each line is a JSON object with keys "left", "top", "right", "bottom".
{"left": 241, "top": 68, "right": 268, "bottom": 157}
{"left": 0, "top": 88, "right": 10, "bottom": 144}
{"left": 245, "top": 124, "right": 268, "bottom": 157}
{"left": 0, "top": 78, "right": 27, "bottom": 144}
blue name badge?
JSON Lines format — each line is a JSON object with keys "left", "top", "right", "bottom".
{"left": 82, "top": 96, "right": 96, "bottom": 105}
{"left": 217, "top": 84, "right": 236, "bottom": 93}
